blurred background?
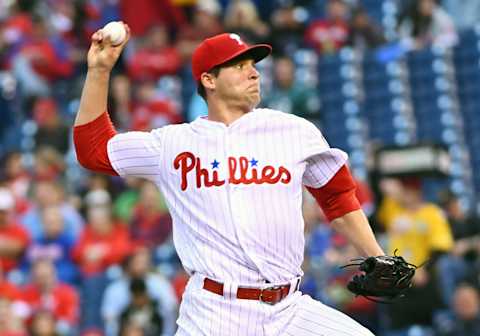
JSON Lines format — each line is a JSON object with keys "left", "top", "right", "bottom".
{"left": 1, "top": 0, "right": 480, "bottom": 335}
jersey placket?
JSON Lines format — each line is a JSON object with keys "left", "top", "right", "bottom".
{"left": 223, "top": 126, "right": 267, "bottom": 282}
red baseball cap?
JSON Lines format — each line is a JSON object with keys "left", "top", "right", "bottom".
{"left": 192, "top": 33, "right": 272, "bottom": 81}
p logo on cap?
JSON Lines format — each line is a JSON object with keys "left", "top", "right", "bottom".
{"left": 229, "top": 33, "right": 243, "bottom": 45}
{"left": 192, "top": 33, "right": 272, "bottom": 82}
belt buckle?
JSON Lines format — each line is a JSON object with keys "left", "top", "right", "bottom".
{"left": 259, "top": 286, "right": 283, "bottom": 305}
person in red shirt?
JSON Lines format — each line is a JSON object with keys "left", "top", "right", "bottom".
{"left": 21, "top": 258, "right": 79, "bottom": 334}
{"left": 0, "top": 188, "right": 30, "bottom": 275}
{"left": 176, "top": 2, "right": 223, "bottom": 62}
{"left": 119, "top": 0, "right": 186, "bottom": 37}
{"left": 72, "top": 206, "right": 130, "bottom": 276}
{"left": 72, "top": 204, "right": 131, "bottom": 332}
{"left": 305, "top": 0, "right": 351, "bottom": 55}
{"left": 0, "top": 264, "right": 24, "bottom": 335}
{"left": 130, "top": 81, "right": 182, "bottom": 131}
{"left": 130, "top": 181, "right": 172, "bottom": 248}
{"left": 9, "top": 15, "right": 74, "bottom": 100}
{"left": 127, "top": 25, "right": 182, "bottom": 82}
{"left": 0, "top": 264, "right": 20, "bottom": 302}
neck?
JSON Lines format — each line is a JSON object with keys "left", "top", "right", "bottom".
{"left": 207, "top": 98, "right": 253, "bottom": 126}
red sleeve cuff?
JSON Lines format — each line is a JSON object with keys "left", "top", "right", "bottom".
{"left": 306, "top": 165, "right": 361, "bottom": 222}
{"left": 73, "top": 112, "right": 118, "bottom": 176}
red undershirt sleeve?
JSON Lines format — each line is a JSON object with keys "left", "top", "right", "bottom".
{"left": 306, "top": 165, "right": 361, "bottom": 222}
{"left": 73, "top": 112, "right": 118, "bottom": 176}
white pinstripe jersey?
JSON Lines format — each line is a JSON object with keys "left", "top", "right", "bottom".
{"left": 107, "top": 108, "right": 347, "bottom": 285}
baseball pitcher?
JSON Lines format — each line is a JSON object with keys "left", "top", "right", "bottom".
{"left": 74, "top": 23, "right": 413, "bottom": 335}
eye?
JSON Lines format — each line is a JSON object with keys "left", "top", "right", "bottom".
{"left": 236, "top": 63, "right": 244, "bottom": 70}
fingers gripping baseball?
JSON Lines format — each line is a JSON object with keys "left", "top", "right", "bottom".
{"left": 87, "top": 22, "right": 130, "bottom": 72}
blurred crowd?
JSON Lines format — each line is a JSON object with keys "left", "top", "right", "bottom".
{"left": 1, "top": 0, "right": 480, "bottom": 335}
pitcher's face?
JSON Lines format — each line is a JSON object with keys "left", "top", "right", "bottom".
{"left": 214, "top": 58, "right": 261, "bottom": 109}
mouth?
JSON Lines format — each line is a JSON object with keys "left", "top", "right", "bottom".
{"left": 248, "top": 84, "right": 260, "bottom": 92}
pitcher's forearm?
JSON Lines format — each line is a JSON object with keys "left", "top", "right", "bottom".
{"left": 331, "top": 209, "right": 384, "bottom": 257}
{"left": 74, "top": 69, "right": 111, "bottom": 126}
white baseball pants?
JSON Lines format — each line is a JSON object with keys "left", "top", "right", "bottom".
{"left": 175, "top": 273, "right": 375, "bottom": 336}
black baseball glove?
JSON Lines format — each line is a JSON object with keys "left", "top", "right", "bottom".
{"left": 341, "top": 253, "right": 417, "bottom": 302}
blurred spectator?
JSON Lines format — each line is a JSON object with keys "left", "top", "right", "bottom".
{"left": 262, "top": 56, "right": 320, "bottom": 118}
{"left": 441, "top": 0, "right": 480, "bottom": 31}
{"left": 3, "top": 151, "right": 31, "bottom": 203}
{"left": 176, "top": 1, "right": 223, "bottom": 62}
{"left": 434, "top": 188, "right": 480, "bottom": 304}
{"left": 378, "top": 177, "right": 457, "bottom": 315}
{"left": 0, "top": 3, "right": 34, "bottom": 48}
{"left": 113, "top": 177, "right": 143, "bottom": 222}
{"left": 109, "top": 74, "right": 132, "bottom": 130}
{"left": 305, "top": 0, "right": 351, "bottom": 55}
{"left": 1, "top": 3, "right": 34, "bottom": 71}
{"left": 119, "top": 0, "right": 186, "bottom": 37}
{"left": 102, "top": 247, "right": 178, "bottom": 336}
{"left": 46, "top": 1, "right": 78, "bottom": 40}
{"left": 269, "top": 3, "right": 308, "bottom": 56}
{"left": 21, "top": 259, "right": 79, "bottom": 335}
{"left": 33, "top": 147, "right": 66, "bottom": 182}
{"left": 223, "top": 0, "right": 270, "bottom": 44}
{"left": 0, "top": 187, "right": 30, "bottom": 275}
{"left": 346, "top": 6, "right": 386, "bottom": 52}
{"left": 29, "top": 310, "right": 60, "bottom": 336}
{"left": 0, "top": 297, "right": 26, "bottom": 336}
{"left": 435, "top": 232, "right": 480, "bottom": 307}
{"left": 398, "top": 0, "right": 458, "bottom": 49}
{"left": 82, "top": 0, "right": 121, "bottom": 40}
{"left": 9, "top": 14, "right": 74, "bottom": 98}
{"left": 33, "top": 98, "right": 70, "bottom": 155}
{"left": 29, "top": 309, "right": 60, "bottom": 336}
{"left": 119, "top": 278, "right": 163, "bottom": 336}
{"left": 377, "top": 177, "right": 453, "bottom": 267}
{"left": 427, "top": 190, "right": 480, "bottom": 308}
{"left": 385, "top": 267, "right": 443, "bottom": 336}
{"left": 72, "top": 205, "right": 130, "bottom": 331}
{"left": 130, "top": 181, "right": 172, "bottom": 249}
{"left": 23, "top": 205, "right": 78, "bottom": 284}
{"left": 130, "top": 81, "right": 182, "bottom": 131}
{"left": 83, "top": 189, "right": 112, "bottom": 215}
{"left": 0, "top": 263, "right": 21, "bottom": 301}
{"left": 435, "top": 284, "right": 480, "bottom": 335}
{"left": 439, "top": 190, "right": 479, "bottom": 240}
{"left": 82, "top": 175, "right": 113, "bottom": 203}
{"left": 127, "top": 25, "right": 182, "bottom": 82}
{"left": 21, "top": 180, "right": 84, "bottom": 241}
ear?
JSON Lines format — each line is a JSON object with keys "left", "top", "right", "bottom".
{"left": 200, "top": 73, "right": 216, "bottom": 91}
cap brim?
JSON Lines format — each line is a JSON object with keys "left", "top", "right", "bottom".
{"left": 218, "top": 44, "right": 272, "bottom": 67}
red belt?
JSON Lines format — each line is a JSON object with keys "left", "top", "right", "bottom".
{"left": 203, "top": 278, "right": 297, "bottom": 305}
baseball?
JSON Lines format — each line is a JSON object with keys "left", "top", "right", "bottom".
{"left": 102, "top": 21, "right": 126, "bottom": 46}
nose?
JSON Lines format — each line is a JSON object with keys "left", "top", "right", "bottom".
{"left": 248, "top": 65, "right": 260, "bottom": 80}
